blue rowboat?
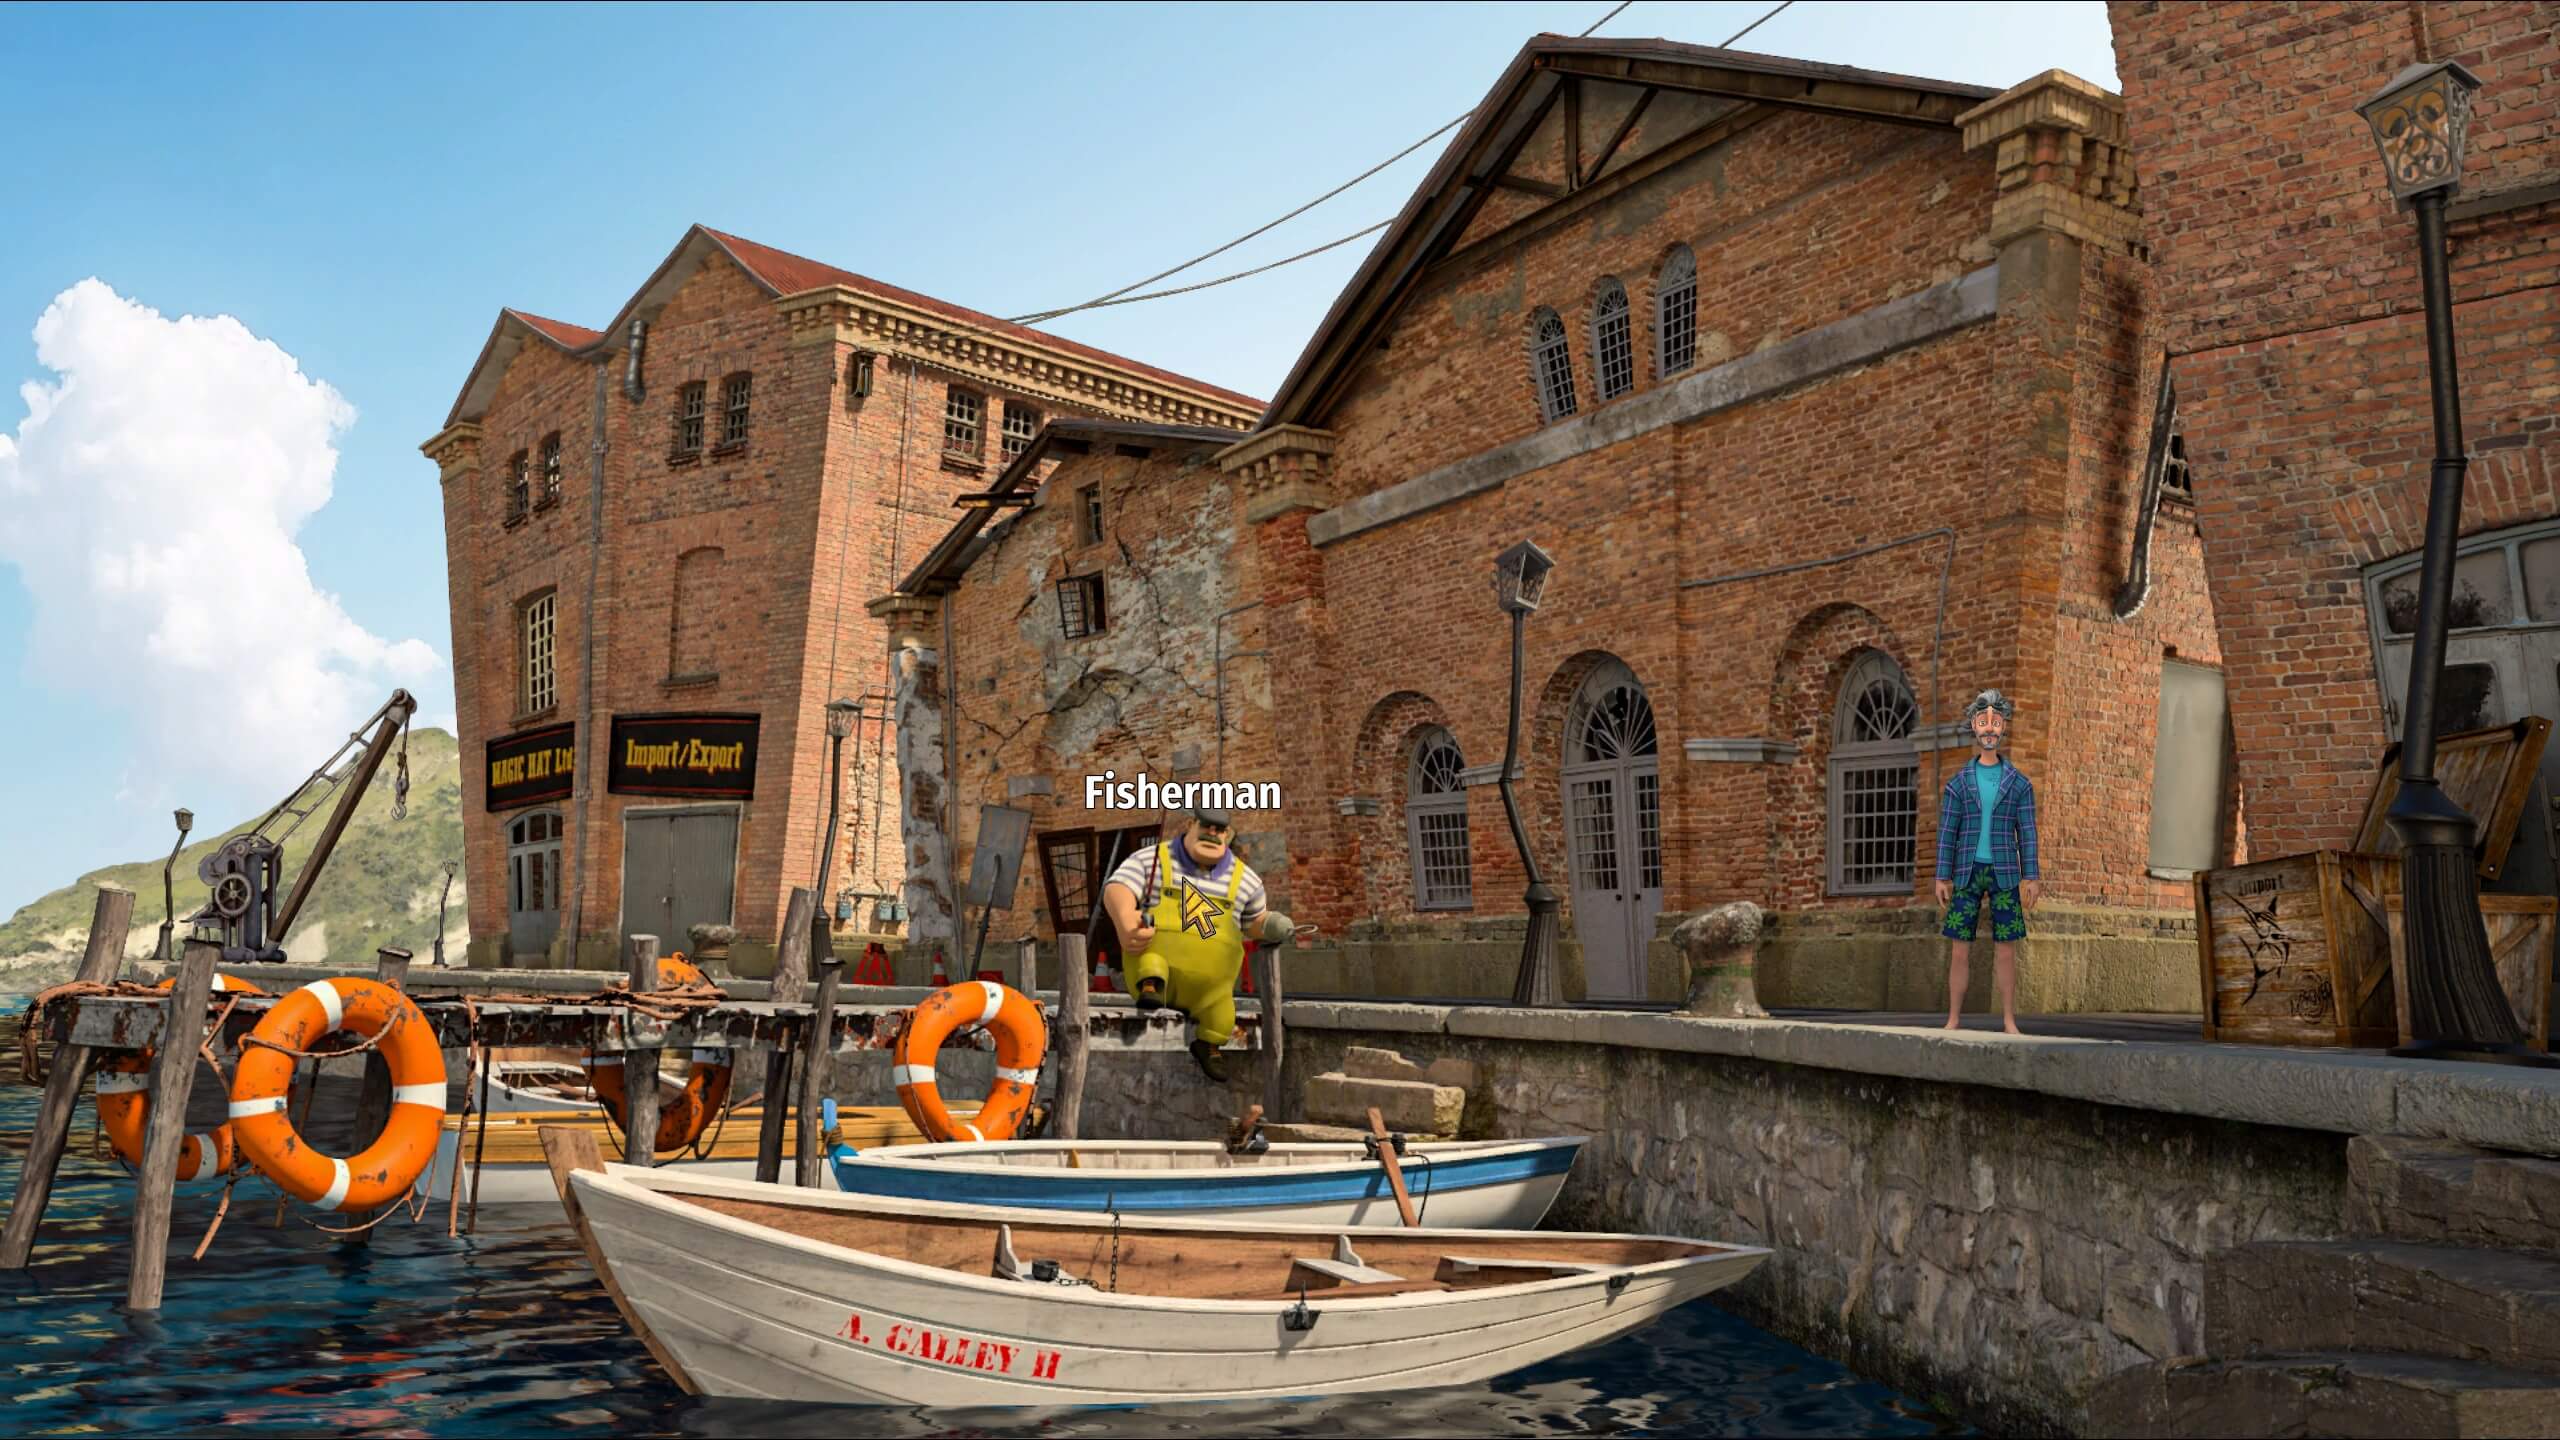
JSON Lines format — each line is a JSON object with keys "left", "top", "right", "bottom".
{"left": 828, "top": 1136, "right": 1584, "bottom": 1228}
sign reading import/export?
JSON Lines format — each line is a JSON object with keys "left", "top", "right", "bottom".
{"left": 608, "top": 712, "right": 760, "bottom": 799}
{"left": 486, "top": 722, "right": 576, "bottom": 812}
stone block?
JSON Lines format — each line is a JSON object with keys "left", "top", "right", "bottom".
{"left": 1341, "top": 1046, "right": 1422, "bottom": 1082}
{"left": 1303, "top": 1072, "right": 1463, "bottom": 1136}
{"left": 2087, "top": 1352, "right": 2560, "bottom": 1439}
{"left": 2207, "top": 1241, "right": 2560, "bottom": 1372}
{"left": 2348, "top": 1135, "right": 2560, "bottom": 1253}
{"left": 1261, "top": 1121, "right": 1369, "bottom": 1143}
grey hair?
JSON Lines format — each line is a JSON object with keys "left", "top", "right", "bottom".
{"left": 1965, "top": 689, "right": 2015, "bottom": 724}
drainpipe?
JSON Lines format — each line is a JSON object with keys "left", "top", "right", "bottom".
{"left": 564, "top": 357, "right": 610, "bottom": 969}
{"left": 622, "top": 319, "right": 647, "bottom": 402}
{"left": 2112, "top": 360, "right": 2176, "bottom": 621}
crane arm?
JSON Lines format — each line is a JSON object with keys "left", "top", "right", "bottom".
{"left": 271, "top": 689, "right": 415, "bottom": 943}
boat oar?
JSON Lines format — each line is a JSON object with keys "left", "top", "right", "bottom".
{"left": 1366, "top": 1108, "right": 1418, "bottom": 1228}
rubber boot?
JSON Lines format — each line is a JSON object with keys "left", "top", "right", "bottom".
{"left": 1189, "top": 1038, "right": 1229, "bottom": 1083}
{"left": 1134, "top": 977, "right": 1165, "bottom": 1012}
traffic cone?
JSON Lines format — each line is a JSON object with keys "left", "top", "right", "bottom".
{"left": 852, "top": 942, "right": 894, "bottom": 986}
{"left": 929, "top": 947, "right": 952, "bottom": 988}
{"left": 1089, "top": 948, "right": 1116, "bottom": 994}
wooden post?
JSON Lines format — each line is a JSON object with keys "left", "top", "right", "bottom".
{"left": 1053, "top": 932, "right": 1091, "bottom": 1141}
{"left": 1, "top": 884, "right": 135, "bottom": 1269}
{"left": 128, "top": 937, "right": 219, "bottom": 1309}
{"left": 754, "top": 889, "right": 815, "bottom": 1184}
{"left": 1016, "top": 936, "right": 1039, "bottom": 997}
{"left": 622, "top": 934, "right": 662, "bottom": 1167}
{"left": 1257, "top": 941, "right": 1287, "bottom": 1122}
{"left": 793, "top": 952, "right": 845, "bottom": 1187}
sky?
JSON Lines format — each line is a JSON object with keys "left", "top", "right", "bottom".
{"left": 0, "top": 1, "right": 2122, "bottom": 919}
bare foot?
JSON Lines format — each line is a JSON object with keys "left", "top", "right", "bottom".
{"left": 2002, "top": 1019, "right": 2022, "bottom": 1035}
{"left": 1942, "top": 1017, "right": 1962, "bottom": 1030}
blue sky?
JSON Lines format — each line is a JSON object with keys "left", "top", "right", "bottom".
{"left": 0, "top": 1, "right": 2120, "bottom": 918}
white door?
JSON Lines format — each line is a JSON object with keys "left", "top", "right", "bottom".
{"left": 1562, "top": 664, "right": 1662, "bottom": 1001}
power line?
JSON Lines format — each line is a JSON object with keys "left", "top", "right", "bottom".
{"left": 1008, "top": 0, "right": 1795, "bottom": 324}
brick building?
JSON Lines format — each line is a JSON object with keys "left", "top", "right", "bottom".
{"left": 422, "top": 225, "right": 1258, "bottom": 970}
{"left": 2109, "top": 2, "right": 2560, "bottom": 1017}
{"left": 894, "top": 38, "right": 2238, "bottom": 1009}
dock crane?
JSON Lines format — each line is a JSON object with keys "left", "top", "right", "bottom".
{"left": 191, "top": 690, "right": 417, "bottom": 962}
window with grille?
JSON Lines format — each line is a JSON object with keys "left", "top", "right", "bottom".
{"left": 674, "top": 382, "right": 706, "bottom": 456}
{"left": 1406, "top": 728, "right": 1473, "bottom": 909}
{"left": 538, "top": 433, "right": 562, "bottom": 508}
{"left": 721, "top": 373, "right": 752, "bottom": 447}
{"left": 1529, "top": 307, "right": 1576, "bottom": 422}
{"left": 945, "top": 388, "right": 984, "bottom": 457}
{"left": 1656, "top": 246, "right": 1698, "bottom": 377}
{"left": 1080, "top": 484, "right": 1104, "bottom": 545}
{"left": 1056, "top": 575, "right": 1106, "bottom": 638}
{"left": 505, "top": 450, "right": 530, "bottom": 523}
{"left": 1592, "top": 279, "right": 1634, "bottom": 400}
{"left": 1826, "top": 651, "right": 1919, "bottom": 894}
{"left": 1002, "top": 403, "right": 1040, "bottom": 461}
{"left": 522, "top": 590, "right": 557, "bottom": 714}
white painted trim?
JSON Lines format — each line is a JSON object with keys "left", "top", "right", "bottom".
{"left": 1456, "top": 761, "right": 1524, "bottom": 788}
{"left": 1682, "top": 738, "right": 1801, "bottom": 764}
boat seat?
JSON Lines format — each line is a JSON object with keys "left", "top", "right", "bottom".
{"left": 1434, "top": 1254, "right": 1611, "bottom": 1283}
{"left": 1288, "top": 1256, "right": 1405, "bottom": 1289}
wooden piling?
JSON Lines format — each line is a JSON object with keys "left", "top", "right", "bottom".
{"left": 1053, "top": 932, "right": 1091, "bottom": 1141}
{"left": 1258, "top": 940, "right": 1287, "bottom": 1121}
{"left": 793, "top": 948, "right": 845, "bottom": 1187}
{"left": 128, "top": 938, "right": 219, "bottom": 1310}
{"left": 1016, "top": 936, "right": 1039, "bottom": 997}
{"left": 621, "top": 934, "right": 661, "bottom": 1167}
{"left": 0, "top": 883, "right": 135, "bottom": 1269}
{"left": 754, "top": 889, "right": 814, "bottom": 1184}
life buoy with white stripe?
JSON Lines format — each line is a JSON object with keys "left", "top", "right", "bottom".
{"left": 894, "top": 981, "right": 1045, "bottom": 1143}
{"left": 95, "top": 973, "right": 271, "bottom": 1182}
{"left": 227, "top": 977, "right": 446, "bottom": 1212}
{"left": 581, "top": 952, "right": 734, "bottom": 1153}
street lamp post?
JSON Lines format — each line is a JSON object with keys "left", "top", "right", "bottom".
{"left": 819, "top": 699, "right": 860, "bottom": 906}
{"left": 2356, "top": 62, "right": 2553, "bottom": 1067}
{"left": 1493, "top": 541, "right": 1561, "bottom": 1007}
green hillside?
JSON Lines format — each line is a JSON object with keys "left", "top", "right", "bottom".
{"left": 0, "top": 727, "right": 466, "bottom": 991}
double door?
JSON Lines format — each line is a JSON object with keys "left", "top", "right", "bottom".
{"left": 1563, "top": 670, "right": 1663, "bottom": 1003}
{"left": 621, "top": 806, "right": 740, "bottom": 953}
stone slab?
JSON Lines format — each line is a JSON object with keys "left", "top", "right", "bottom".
{"left": 2348, "top": 1136, "right": 2560, "bottom": 1251}
{"left": 2088, "top": 1351, "right": 2560, "bottom": 1439}
{"left": 2206, "top": 1241, "right": 2560, "bottom": 1371}
{"left": 1303, "top": 1073, "right": 1462, "bottom": 1135}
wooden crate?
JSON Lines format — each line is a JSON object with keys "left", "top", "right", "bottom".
{"left": 2351, "top": 717, "right": 2552, "bottom": 882}
{"left": 2384, "top": 892, "right": 2556, "bottom": 1052}
{"left": 2195, "top": 852, "right": 2400, "bottom": 1047}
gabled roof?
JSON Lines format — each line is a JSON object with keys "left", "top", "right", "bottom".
{"left": 1258, "top": 35, "right": 1999, "bottom": 429}
{"left": 443, "top": 224, "right": 1263, "bottom": 428}
{"left": 898, "top": 418, "right": 1244, "bottom": 597}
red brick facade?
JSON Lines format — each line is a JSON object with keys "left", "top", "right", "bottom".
{"left": 2109, "top": 2, "right": 2560, "bottom": 880}
{"left": 426, "top": 228, "right": 1256, "bottom": 968}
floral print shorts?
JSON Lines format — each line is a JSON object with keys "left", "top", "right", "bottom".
{"left": 1942, "top": 864, "right": 2027, "bottom": 942}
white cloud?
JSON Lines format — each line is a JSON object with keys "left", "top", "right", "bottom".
{"left": 0, "top": 279, "right": 442, "bottom": 796}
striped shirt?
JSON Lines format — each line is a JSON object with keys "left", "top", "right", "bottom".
{"left": 1104, "top": 842, "right": 1268, "bottom": 931}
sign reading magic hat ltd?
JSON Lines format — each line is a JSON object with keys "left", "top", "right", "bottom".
{"left": 486, "top": 722, "right": 576, "bottom": 812}
{"left": 608, "top": 712, "right": 761, "bottom": 799}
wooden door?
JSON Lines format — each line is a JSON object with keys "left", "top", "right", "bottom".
{"left": 506, "top": 810, "right": 563, "bottom": 962}
{"left": 1562, "top": 665, "right": 1660, "bottom": 1002}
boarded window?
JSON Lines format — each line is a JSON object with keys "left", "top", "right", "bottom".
{"left": 670, "top": 547, "right": 724, "bottom": 679}
{"left": 1827, "top": 651, "right": 1918, "bottom": 895}
{"left": 1656, "top": 246, "right": 1697, "bottom": 377}
{"left": 2147, "top": 658, "right": 2229, "bottom": 876}
{"left": 1592, "top": 279, "right": 1633, "bottom": 400}
{"left": 1407, "top": 728, "right": 1472, "bottom": 909}
{"left": 1529, "top": 307, "right": 1576, "bottom": 422}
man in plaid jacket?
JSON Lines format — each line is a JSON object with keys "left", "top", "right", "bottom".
{"left": 1933, "top": 689, "right": 2041, "bottom": 1034}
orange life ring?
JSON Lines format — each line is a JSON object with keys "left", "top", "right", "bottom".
{"left": 95, "top": 973, "right": 271, "bottom": 1181}
{"left": 583, "top": 952, "right": 733, "bottom": 1153}
{"left": 895, "top": 980, "right": 1045, "bottom": 1143}
{"left": 227, "top": 977, "right": 446, "bottom": 1211}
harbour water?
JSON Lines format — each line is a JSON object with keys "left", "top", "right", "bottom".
{"left": 1, "top": 1003, "right": 1967, "bottom": 1437}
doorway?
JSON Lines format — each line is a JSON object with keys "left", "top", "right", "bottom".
{"left": 506, "top": 809, "right": 563, "bottom": 962}
{"left": 1562, "top": 661, "right": 1662, "bottom": 1002}
{"left": 620, "top": 805, "right": 740, "bottom": 954}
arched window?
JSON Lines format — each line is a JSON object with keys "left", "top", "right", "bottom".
{"left": 1656, "top": 246, "right": 1698, "bottom": 378}
{"left": 1529, "top": 307, "right": 1577, "bottom": 422}
{"left": 1591, "top": 279, "right": 1634, "bottom": 401}
{"left": 1827, "top": 651, "right": 1919, "bottom": 895}
{"left": 1407, "top": 728, "right": 1472, "bottom": 909}
{"left": 669, "top": 546, "right": 724, "bottom": 681}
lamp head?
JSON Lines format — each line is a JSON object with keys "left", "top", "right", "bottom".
{"left": 849, "top": 350, "right": 877, "bottom": 398}
{"left": 824, "top": 697, "right": 860, "bottom": 739}
{"left": 1492, "top": 539, "right": 1556, "bottom": 616}
{"left": 2357, "top": 60, "right": 2483, "bottom": 201}
{"left": 174, "top": 808, "right": 193, "bottom": 835}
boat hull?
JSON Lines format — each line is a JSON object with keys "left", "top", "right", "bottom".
{"left": 830, "top": 1138, "right": 1582, "bottom": 1230}
{"left": 569, "top": 1168, "right": 1767, "bottom": 1408}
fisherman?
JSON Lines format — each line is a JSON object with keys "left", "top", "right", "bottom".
{"left": 1101, "top": 806, "right": 1298, "bottom": 1082}
{"left": 1933, "top": 689, "right": 2041, "bottom": 1034}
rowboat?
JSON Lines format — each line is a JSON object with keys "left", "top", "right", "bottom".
{"left": 552, "top": 1147, "right": 1770, "bottom": 1407}
{"left": 830, "top": 1137, "right": 1583, "bottom": 1229}
{"left": 431, "top": 1104, "right": 962, "bottom": 1205}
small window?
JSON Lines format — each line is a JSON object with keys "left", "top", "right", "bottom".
{"left": 1079, "top": 484, "right": 1104, "bottom": 545}
{"left": 538, "top": 433, "right": 562, "bottom": 508}
{"left": 1056, "top": 575, "right": 1106, "bottom": 639}
{"left": 1407, "top": 728, "right": 1473, "bottom": 909}
{"left": 1656, "top": 246, "right": 1698, "bottom": 377}
{"left": 1002, "top": 403, "right": 1040, "bottom": 461}
{"left": 720, "top": 373, "right": 752, "bottom": 447}
{"left": 505, "top": 450, "right": 530, "bottom": 523}
{"left": 1529, "top": 307, "right": 1576, "bottom": 423}
{"left": 1592, "top": 279, "right": 1633, "bottom": 401}
{"left": 522, "top": 590, "right": 557, "bottom": 715}
{"left": 945, "top": 388, "right": 985, "bottom": 457}
{"left": 674, "top": 381, "right": 706, "bottom": 456}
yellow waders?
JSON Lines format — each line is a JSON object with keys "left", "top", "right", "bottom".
{"left": 1127, "top": 842, "right": 1246, "bottom": 1047}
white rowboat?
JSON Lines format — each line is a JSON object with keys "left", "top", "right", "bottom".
{"left": 558, "top": 1155, "right": 1770, "bottom": 1407}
